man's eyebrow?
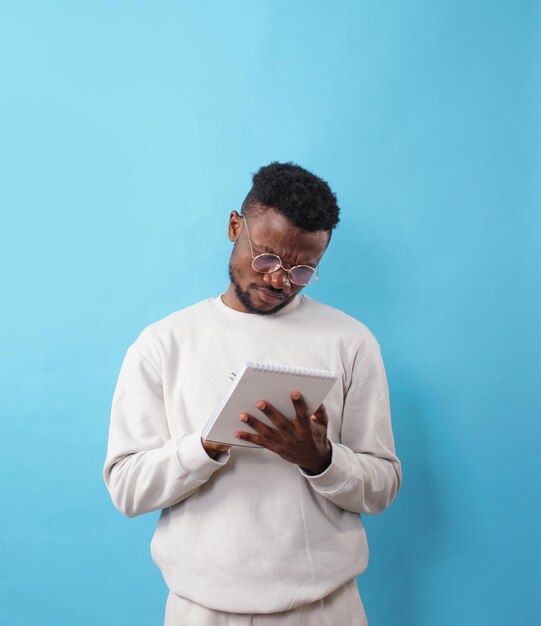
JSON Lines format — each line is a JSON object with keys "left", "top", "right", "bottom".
{"left": 250, "top": 240, "right": 272, "bottom": 254}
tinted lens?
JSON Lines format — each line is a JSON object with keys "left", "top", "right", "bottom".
{"left": 289, "top": 265, "right": 316, "bottom": 285}
{"left": 252, "top": 254, "right": 281, "bottom": 273}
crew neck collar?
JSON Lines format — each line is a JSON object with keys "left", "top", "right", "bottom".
{"left": 210, "top": 294, "right": 305, "bottom": 323}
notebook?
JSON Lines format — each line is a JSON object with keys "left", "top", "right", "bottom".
{"left": 202, "top": 361, "right": 338, "bottom": 447}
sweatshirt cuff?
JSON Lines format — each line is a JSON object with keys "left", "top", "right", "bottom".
{"left": 299, "top": 442, "right": 352, "bottom": 494}
{"left": 176, "top": 430, "right": 230, "bottom": 482}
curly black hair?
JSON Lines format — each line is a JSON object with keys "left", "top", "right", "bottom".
{"left": 241, "top": 162, "right": 340, "bottom": 232}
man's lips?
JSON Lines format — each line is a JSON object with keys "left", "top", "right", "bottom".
{"left": 257, "top": 286, "right": 286, "bottom": 304}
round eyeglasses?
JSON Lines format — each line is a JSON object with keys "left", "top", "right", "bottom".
{"left": 241, "top": 215, "right": 319, "bottom": 286}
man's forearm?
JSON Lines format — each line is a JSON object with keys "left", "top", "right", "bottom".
{"left": 104, "top": 432, "right": 230, "bottom": 517}
{"left": 300, "top": 442, "right": 402, "bottom": 515}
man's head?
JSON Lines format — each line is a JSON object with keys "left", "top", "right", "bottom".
{"left": 224, "top": 162, "right": 340, "bottom": 315}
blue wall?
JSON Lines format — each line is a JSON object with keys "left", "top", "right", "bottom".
{"left": 1, "top": 2, "right": 539, "bottom": 624}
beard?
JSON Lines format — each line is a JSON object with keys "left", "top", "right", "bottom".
{"left": 228, "top": 261, "right": 292, "bottom": 316}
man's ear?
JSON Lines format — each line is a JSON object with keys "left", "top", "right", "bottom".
{"left": 228, "top": 211, "right": 242, "bottom": 242}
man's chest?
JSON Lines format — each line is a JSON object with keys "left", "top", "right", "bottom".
{"left": 159, "top": 324, "right": 352, "bottom": 441}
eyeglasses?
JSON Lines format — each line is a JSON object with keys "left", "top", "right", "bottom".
{"left": 241, "top": 215, "right": 319, "bottom": 286}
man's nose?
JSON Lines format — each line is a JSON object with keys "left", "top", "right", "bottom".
{"left": 263, "top": 268, "right": 290, "bottom": 289}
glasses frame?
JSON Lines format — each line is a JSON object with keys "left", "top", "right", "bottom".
{"left": 240, "top": 214, "right": 319, "bottom": 286}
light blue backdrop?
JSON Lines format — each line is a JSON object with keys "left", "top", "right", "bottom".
{"left": 1, "top": 2, "right": 539, "bottom": 625}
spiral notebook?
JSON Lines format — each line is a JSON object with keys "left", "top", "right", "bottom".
{"left": 202, "top": 361, "right": 338, "bottom": 447}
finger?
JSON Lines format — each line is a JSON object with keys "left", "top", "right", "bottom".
{"left": 209, "top": 443, "right": 232, "bottom": 452}
{"left": 234, "top": 430, "right": 284, "bottom": 455}
{"left": 238, "top": 412, "right": 278, "bottom": 439}
{"left": 290, "top": 391, "right": 311, "bottom": 435}
{"left": 311, "top": 404, "right": 329, "bottom": 428}
{"left": 255, "top": 400, "right": 292, "bottom": 430}
{"left": 201, "top": 438, "right": 232, "bottom": 451}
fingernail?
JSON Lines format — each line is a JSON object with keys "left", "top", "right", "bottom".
{"left": 256, "top": 401, "right": 266, "bottom": 410}
{"left": 292, "top": 392, "right": 300, "bottom": 400}
{"left": 240, "top": 414, "right": 248, "bottom": 422}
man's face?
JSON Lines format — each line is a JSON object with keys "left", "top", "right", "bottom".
{"left": 226, "top": 207, "right": 330, "bottom": 315}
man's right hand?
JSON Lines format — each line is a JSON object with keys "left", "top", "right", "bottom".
{"left": 201, "top": 438, "right": 232, "bottom": 460}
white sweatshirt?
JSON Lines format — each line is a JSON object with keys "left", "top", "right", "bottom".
{"left": 103, "top": 295, "right": 401, "bottom": 614}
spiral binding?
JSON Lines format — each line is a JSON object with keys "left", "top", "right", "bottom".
{"left": 245, "top": 361, "right": 336, "bottom": 379}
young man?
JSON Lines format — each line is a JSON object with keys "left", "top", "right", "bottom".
{"left": 104, "top": 162, "right": 401, "bottom": 625}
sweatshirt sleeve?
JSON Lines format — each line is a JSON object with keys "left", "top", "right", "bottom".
{"left": 299, "top": 343, "right": 401, "bottom": 515}
{"left": 103, "top": 344, "right": 230, "bottom": 518}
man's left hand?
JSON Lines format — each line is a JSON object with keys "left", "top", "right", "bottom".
{"left": 234, "top": 392, "right": 332, "bottom": 475}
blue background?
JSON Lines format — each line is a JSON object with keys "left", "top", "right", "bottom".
{"left": 1, "top": 2, "right": 539, "bottom": 625}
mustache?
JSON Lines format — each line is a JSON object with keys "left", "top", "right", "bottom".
{"left": 258, "top": 284, "right": 284, "bottom": 294}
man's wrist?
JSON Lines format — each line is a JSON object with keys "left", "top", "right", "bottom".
{"left": 301, "top": 445, "right": 332, "bottom": 475}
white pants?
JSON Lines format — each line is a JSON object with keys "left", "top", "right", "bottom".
{"left": 164, "top": 579, "right": 368, "bottom": 626}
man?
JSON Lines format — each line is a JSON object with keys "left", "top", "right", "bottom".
{"left": 103, "top": 162, "right": 401, "bottom": 625}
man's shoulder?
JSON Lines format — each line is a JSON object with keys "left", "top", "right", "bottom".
{"left": 129, "top": 298, "right": 213, "bottom": 351}
{"left": 302, "top": 297, "right": 377, "bottom": 340}
{"left": 153, "top": 298, "right": 212, "bottom": 326}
